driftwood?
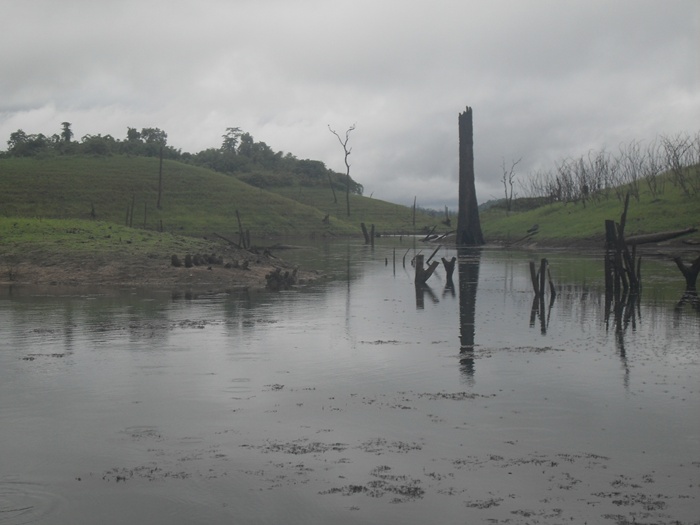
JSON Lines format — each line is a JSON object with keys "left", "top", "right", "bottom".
{"left": 422, "top": 225, "right": 437, "bottom": 242}
{"left": 626, "top": 227, "right": 697, "bottom": 246}
{"left": 426, "top": 245, "right": 441, "bottom": 264}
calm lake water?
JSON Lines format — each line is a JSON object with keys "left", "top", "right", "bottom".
{"left": 1, "top": 240, "right": 698, "bottom": 525}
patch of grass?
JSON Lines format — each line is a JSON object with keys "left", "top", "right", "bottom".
{"left": 481, "top": 180, "right": 700, "bottom": 243}
{"left": 0, "top": 156, "right": 443, "bottom": 239}
{"left": 0, "top": 217, "right": 223, "bottom": 257}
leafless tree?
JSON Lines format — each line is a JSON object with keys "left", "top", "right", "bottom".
{"left": 662, "top": 132, "right": 695, "bottom": 197}
{"left": 328, "top": 123, "right": 356, "bottom": 217}
{"left": 501, "top": 157, "right": 521, "bottom": 212}
{"left": 518, "top": 131, "right": 698, "bottom": 204}
{"left": 642, "top": 138, "right": 664, "bottom": 199}
{"left": 617, "top": 140, "right": 644, "bottom": 201}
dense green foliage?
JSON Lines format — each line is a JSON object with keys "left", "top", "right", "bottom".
{"left": 2, "top": 123, "right": 363, "bottom": 195}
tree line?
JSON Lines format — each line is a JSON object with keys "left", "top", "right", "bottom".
{"left": 517, "top": 131, "right": 700, "bottom": 207}
{"left": 1, "top": 123, "right": 364, "bottom": 195}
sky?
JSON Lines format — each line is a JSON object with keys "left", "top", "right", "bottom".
{"left": 2, "top": 0, "right": 698, "bottom": 210}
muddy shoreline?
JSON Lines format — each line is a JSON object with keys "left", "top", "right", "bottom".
{"left": 0, "top": 246, "right": 321, "bottom": 291}
{"left": 1, "top": 235, "right": 697, "bottom": 291}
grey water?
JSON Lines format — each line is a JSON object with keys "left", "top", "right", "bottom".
{"left": 1, "top": 240, "right": 698, "bottom": 525}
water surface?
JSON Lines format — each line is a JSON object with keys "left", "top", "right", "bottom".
{"left": 1, "top": 241, "right": 698, "bottom": 524}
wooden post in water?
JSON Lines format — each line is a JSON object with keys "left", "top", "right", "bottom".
{"left": 360, "top": 223, "right": 370, "bottom": 244}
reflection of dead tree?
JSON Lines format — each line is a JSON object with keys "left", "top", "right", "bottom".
{"left": 458, "top": 249, "right": 481, "bottom": 382}
{"left": 528, "top": 258, "right": 556, "bottom": 335}
{"left": 415, "top": 283, "right": 439, "bottom": 309}
{"left": 675, "top": 290, "right": 700, "bottom": 311}
{"left": 604, "top": 289, "right": 637, "bottom": 390}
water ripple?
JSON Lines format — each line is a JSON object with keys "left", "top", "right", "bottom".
{"left": 0, "top": 480, "right": 64, "bottom": 525}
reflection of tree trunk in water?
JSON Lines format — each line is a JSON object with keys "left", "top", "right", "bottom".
{"left": 604, "top": 289, "right": 638, "bottom": 390}
{"left": 458, "top": 248, "right": 481, "bottom": 382}
{"left": 529, "top": 291, "right": 556, "bottom": 334}
{"left": 415, "top": 284, "right": 439, "bottom": 309}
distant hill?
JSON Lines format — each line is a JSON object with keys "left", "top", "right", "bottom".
{"left": 0, "top": 156, "right": 445, "bottom": 239}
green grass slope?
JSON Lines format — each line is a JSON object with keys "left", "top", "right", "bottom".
{"left": 266, "top": 186, "right": 439, "bottom": 234}
{"left": 0, "top": 156, "right": 440, "bottom": 239}
{"left": 480, "top": 178, "right": 700, "bottom": 244}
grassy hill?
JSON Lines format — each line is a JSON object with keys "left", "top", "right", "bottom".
{"left": 480, "top": 175, "right": 700, "bottom": 245}
{"left": 2, "top": 155, "right": 698, "bottom": 252}
{"left": 0, "top": 156, "right": 441, "bottom": 240}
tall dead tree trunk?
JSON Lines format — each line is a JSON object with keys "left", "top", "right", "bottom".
{"left": 456, "top": 106, "right": 484, "bottom": 246}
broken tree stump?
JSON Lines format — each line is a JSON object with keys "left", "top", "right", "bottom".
{"left": 360, "top": 223, "right": 370, "bottom": 244}
{"left": 673, "top": 255, "right": 700, "bottom": 292}
{"left": 442, "top": 256, "right": 456, "bottom": 286}
{"left": 414, "top": 254, "right": 439, "bottom": 286}
{"left": 604, "top": 193, "right": 641, "bottom": 297}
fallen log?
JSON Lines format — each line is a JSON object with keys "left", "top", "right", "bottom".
{"left": 212, "top": 232, "right": 243, "bottom": 250}
{"left": 507, "top": 230, "right": 538, "bottom": 247}
{"left": 626, "top": 227, "right": 697, "bottom": 246}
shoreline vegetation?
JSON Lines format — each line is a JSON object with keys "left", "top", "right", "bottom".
{"left": 0, "top": 218, "right": 318, "bottom": 290}
{"left": 1, "top": 129, "right": 698, "bottom": 289}
{"left": 1, "top": 215, "right": 697, "bottom": 291}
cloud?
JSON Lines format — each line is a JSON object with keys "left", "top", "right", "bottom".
{"left": 1, "top": 0, "right": 698, "bottom": 209}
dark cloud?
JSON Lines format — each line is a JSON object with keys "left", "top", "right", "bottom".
{"left": 1, "top": 0, "right": 697, "bottom": 208}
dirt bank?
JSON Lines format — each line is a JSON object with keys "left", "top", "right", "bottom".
{"left": 0, "top": 247, "right": 320, "bottom": 291}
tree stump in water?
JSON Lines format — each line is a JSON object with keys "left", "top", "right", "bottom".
{"left": 414, "top": 254, "right": 439, "bottom": 286}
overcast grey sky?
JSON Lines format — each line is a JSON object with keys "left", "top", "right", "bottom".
{"left": 2, "top": 0, "right": 698, "bottom": 209}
